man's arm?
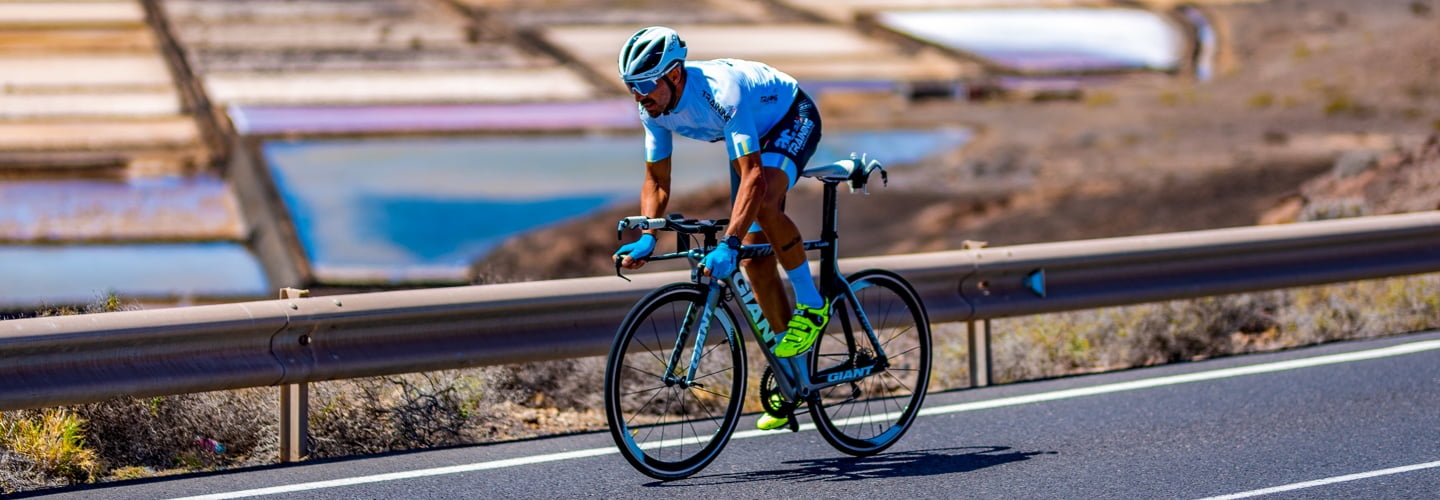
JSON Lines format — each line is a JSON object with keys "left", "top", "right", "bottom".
{"left": 618, "top": 157, "right": 673, "bottom": 270}
{"left": 640, "top": 156, "right": 673, "bottom": 237}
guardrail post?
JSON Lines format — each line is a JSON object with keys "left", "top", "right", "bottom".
{"left": 279, "top": 288, "right": 310, "bottom": 463}
{"left": 968, "top": 319, "right": 993, "bottom": 387}
{"left": 280, "top": 383, "right": 308, "bottom": 462}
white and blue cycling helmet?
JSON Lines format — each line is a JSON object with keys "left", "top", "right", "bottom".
{"left": 617, "top": 26, "right": 687, "bottom": 95}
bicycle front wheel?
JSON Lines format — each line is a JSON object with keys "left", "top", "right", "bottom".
{"left": 808, "top": 269, "right": 932, "bottom": 456}
{"left": 604, "top": 283, "right": 746, "bottom": 480}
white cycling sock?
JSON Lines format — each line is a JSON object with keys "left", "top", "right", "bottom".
{"left": 785, "top": 263, "right": 824, "bottom": 309}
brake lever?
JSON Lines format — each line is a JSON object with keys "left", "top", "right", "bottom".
{"left": 615, "top": 257, "right": 631, "bottom": 282}
{"left": 613, "top": 260, "right": 630, "bottom": 283}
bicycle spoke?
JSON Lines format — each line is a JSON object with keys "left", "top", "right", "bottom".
{"left": 884, "top": 343, "right": 920, "bottom": 359}
{"left": 621, "top": 362, "right": 668, "bottom": 382}
{"left": 879, "top": 371, "right": 915, "bottom": 392}
{"left": 687, "top": 393, "right": 719, "bottom": 433}
{"left": 879, "top": 325, "right": 914, "bottom": 349}
{"left": 629, "top": 381, "right": 668, "bottom": 416}
{"left": 689, "top": 384, "right": 731, "bottom": 400}
{"left": 692, "top": 365, "right": 733, "bottom": 382}
{"left": 621, "top": 382, "right": 666, "bottom": 398}
{"left": 641, "top": 317, "right": 670, "bottom": 369}
{"left": 688, "top": 368, "right": 731, "bottom": 383}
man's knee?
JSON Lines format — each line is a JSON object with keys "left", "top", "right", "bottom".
{"left": 760, "top": 167, "right": 791, "bottom": 204}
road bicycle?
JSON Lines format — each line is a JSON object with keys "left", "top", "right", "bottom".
{"left": 604, "top": 154, "right": 933, "bottom": 480}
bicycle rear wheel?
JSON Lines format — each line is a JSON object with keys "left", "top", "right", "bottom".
{"left": 808, "top": 269, "right": 931, "bottom": 456}
{"left": 604, "top": 283, "right": 746, "bottom": 480}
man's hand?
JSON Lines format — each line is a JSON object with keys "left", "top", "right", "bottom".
{"left": 614, "top": 233, "right": 657, "bottom": 270}
{"left": 698, "top": 243, "right": 738, "bottom": 279}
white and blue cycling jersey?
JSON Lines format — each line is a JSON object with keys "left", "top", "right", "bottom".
{"left": 639, "top": 59, "right": 800, "bottom": 164}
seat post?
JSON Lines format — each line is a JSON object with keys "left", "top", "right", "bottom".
{"left": 819, "top": 180, "right": 841, "bottom": 292}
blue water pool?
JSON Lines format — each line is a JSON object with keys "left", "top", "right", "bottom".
{"left": 879, "top": 8, "right": 1184, "bottom": 73}
{"left": 262, "top": 128, "right": 969, "bottom": 284}
{"left": 0, "top": 243, "right": 269, "bottom": 309}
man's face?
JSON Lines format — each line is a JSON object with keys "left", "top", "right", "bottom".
{"left": 630, "top": 66, "right": 678, "bottom": 118}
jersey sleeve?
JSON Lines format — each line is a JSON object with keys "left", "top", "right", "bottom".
{"left": 718, "top": 74, "right": 759, "bottom": 160}
{"left": 724, "top": 105, "right": 759, "bottom": 160}
{"left": 642, "top": 116, "right": 673, "bottom": 163}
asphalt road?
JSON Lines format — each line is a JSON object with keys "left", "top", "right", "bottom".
{"left": 24, "top": 330, "right": 1440, "bottom": 499}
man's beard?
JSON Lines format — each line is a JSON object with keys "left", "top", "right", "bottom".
{"left": 642, "top": 98, "right": 662, "bottom": 118}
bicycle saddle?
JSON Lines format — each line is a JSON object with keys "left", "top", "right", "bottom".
{"left": 800, "top": 153, "right": 887, "bottom": 193}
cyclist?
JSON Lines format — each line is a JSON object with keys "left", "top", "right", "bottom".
{"left": 611, "top": 26, "right": 828, "bottom": 430}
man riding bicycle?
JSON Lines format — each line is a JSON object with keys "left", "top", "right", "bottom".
{"left": 611, "top": 26, "right": 829, "bottom": 431}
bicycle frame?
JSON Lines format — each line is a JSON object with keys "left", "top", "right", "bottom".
{"left": 608, "top": 155, "right": 922, "bottom": 479}
{"left": 654, "top": 180, "right": 893, "bottom": 404}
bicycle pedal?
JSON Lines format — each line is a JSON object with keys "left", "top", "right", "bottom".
{"left": 786, "top": 413, "right": 800, "bottom": 433}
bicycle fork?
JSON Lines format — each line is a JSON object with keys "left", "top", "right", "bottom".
{"left": 662, "top": 281, "right": 725, "bottom": 388}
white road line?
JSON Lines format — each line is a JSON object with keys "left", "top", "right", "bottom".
{"left": 1197, "top": 460, "right": 1440, "bottom": 499}
{"left": 172, "top": 448, "right": 617, "bottom": 500}
{"left": 171, "top": 338, "right": 1440, "bottom": 500}
{"left": 918, "top": 338, "right": 1440, "bottom": 417}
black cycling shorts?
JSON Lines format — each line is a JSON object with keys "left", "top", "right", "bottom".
{"left": 730, "top": 89, "right": 823, "bottom": 210}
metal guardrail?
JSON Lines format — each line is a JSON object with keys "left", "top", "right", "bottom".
{"left": 3, "top": 211, "right": 1439, "bottom": 414}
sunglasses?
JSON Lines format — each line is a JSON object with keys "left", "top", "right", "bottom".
{"left": 626, "top": 74, "right": 665, "bottom": 96}
{"left": 626, "top": 62, "right": 680, "bottom": 96}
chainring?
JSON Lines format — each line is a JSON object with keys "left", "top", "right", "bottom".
{"left": 759, "top": 367, "right": 799, "bottom": 416}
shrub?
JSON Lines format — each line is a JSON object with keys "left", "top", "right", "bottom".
{"left": 36, "top": 292, "right": 134, "bottom": 317}
{"left": 1299, "top": 198, "right": 1368, "bottom": 221}
{"left": 1158, "top": 91, "right": 1180, "bottom": 107}
{"left": 1248, "top": 92, "right": 1275, "bottom": 108}
{"left": 494, "top": 357, "right": 606, "bottom": 411}
{"left": 1263, "top": 130, "right": 1289, "bottom": 144}
{"left": 309, "top": 369, "right": 511, "bottom": 458}
{"left": 75, "top": 389, "right": 275, "bottom": 474}
{"left": 1323, "top": 94, "right": 1354, "bottom": 115}
{"left": 1084, "top": 91, "right": 1117, "bottom": 107}
{"left": 1292, "top": 43, "right": 1311, "bottom": 60}
{"left": 0, "top": 409, "right": 100, "bottom": 487}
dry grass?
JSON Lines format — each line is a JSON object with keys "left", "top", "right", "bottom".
{"left": 0, "top": 409, "right": 99, "bottom": 493}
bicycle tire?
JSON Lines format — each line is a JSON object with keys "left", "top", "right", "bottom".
{"left": 808, "top": 269, "right": 932, "bottom": 456}
{"left": 604, "top": 282, "right": 747, "bottom": 480}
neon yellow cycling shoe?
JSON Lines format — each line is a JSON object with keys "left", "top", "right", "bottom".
{"left": 774, "top": 298, "right": 831, "bottom": 358}
{"left": 757, "top": 392, "right": 790, "bottom": 430}
{"left": 756, "top": 413, "right": 789, "bottom": 431}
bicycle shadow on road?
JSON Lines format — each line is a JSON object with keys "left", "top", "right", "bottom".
{"left": 646, "top": 446, "right": 1055, "bottom": 487}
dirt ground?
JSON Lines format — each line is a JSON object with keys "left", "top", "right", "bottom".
{"left": 474, "top": 0, "right": 1440, "bottom": 281}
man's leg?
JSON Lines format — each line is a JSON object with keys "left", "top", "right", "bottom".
{"left": 746, "top": 167, "right": 826, "bottom": 337}
{"left": 751, "top": 166, "right": 830, "bottom": 358}
{"left": 746, "top": 166, "right": 810, "bottom": 431}
{"left": 740, "top": 232, "right": 791, "bottom": 342}
{"left": 743, "top": 166, "right": 799, "bottom": 341}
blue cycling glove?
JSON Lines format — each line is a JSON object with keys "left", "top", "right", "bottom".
{"left": 615, "top": 233, "right": 656, "bottom": 262}
{"left": 700, "top": 243, "right": 738, "bottom": 279}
